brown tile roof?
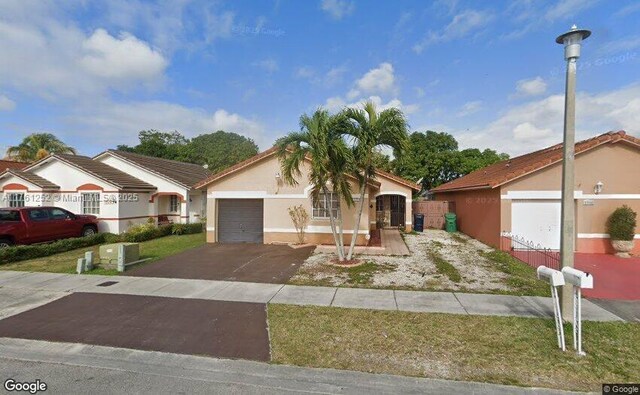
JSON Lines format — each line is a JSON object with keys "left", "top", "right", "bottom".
{"left": 432, "top": 130, "right": 640, "bottom": 193}
{"left": 194, "top": 146, "right": 420, "bottom": 191}
{"left": 98, "top": 150, "right": 212, "bottom": 188}
{"left": 25, "top": 154, "right": 156, "bottom": 191}
{"left": 0, "top": 160, "right": 29, "bottom": 171}
{"left": 0, "top": 169, "right": 60, "bottom": 190}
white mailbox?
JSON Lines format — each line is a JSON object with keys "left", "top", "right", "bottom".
{"left": 561, "top": 267, "right": 593, "bottom": 356}
{"left": 561, "top": 267, "right": 593, "bottom": 289}
{"left": 537, "top": 266, "right": 565, "bottom": 287}
{"left": 536, "top": 265, "right": 566, "bottom": 351}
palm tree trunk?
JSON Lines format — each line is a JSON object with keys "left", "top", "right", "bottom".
{"left": 347, "top": 181, "right": 367, "bottom": 260}
{"left": 323, "top": 187, "right": 344, "bottom": 261}
{"left": 337, "top": 203, "right": 346, "bottom": 259}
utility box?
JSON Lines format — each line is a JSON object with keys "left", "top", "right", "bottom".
{"left": 99, "top": 243, "right": 139, "bottom": 269}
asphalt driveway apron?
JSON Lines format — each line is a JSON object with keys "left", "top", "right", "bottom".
{"left": 0, "top": 293, "right": 271, "bottom": 361}
{"left": 125, "top": 244, "right": 314, "bottom": 283}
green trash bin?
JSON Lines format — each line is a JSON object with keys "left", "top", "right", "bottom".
{"left": 444, "top": 212, "right": 457, "bottom": 232}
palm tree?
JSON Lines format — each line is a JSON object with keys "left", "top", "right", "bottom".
{"left": 6, "top": 133, "right": 77, "bottom": 162}
{"left": 338, "top": 101, "right": 409, "bottom": 260}
{"left": 277, "top": 109, "right": 354, "bottom": 261}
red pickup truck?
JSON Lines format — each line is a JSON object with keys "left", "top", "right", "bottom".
{"left": 0, "top": 207, "right": 99, "bottom": 248}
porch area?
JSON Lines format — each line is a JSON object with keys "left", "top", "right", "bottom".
{"left": 374, "top": 195, "right": 406, "bottom": 229}
{"left": 315, "top": 229, "right": 410, "bottom": 256}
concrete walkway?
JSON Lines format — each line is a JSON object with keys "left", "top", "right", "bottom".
{"left": 315, "top": 229, "right": 410, "bottom": 256}
{"left": 0, "top": 270, "right": 622, "bottom": 321}
{"left": 0, "top": 338, "right": 582, "bottom": 394}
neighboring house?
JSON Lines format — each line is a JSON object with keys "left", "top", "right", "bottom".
{"left": 195, "top": 146, "right": 420, "bottom": 245}
{"left": 0, "top": 151, "right": 211, "bottom": 234}
{"left": 0, "top": 159, "right": 29, "bottom": 171}
{"left": 431, "top": 131, "right": 640, "bottom": 255}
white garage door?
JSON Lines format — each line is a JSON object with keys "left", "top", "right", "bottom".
{"left": 511, "top": 200, "right": 561, "bottom": 250}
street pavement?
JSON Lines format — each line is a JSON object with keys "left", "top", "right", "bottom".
{"left": 0, "top": 338, "right": 583, "bottom": 395}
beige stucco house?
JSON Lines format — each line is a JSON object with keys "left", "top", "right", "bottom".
{"left": 195, "top": 147, "right": 420, "bottom": 245}
{"left": 432, "top": 131, "right": 640, "bottom": 255}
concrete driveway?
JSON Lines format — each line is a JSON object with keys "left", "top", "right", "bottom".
{"left": 125, "top": 243, "right": 314, "bottom": 283}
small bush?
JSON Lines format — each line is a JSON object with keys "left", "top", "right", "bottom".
{"left": 171, "top": 223, "right": 203, "bottom": 235}
{"left": 606, "top": 205, "right": 637, "bottom": 241}
{"left": 122, "top": 223, "right": 161, "bottom": 242}
{"left": 158, "top": 224, "right": 174, "bottom": 236}
{"left": 0, "top": 233, "right": 110, "bottom": 264}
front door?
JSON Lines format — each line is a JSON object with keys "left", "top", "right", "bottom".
{"left": 390, "top": 196, "right": 405, "bottom": 227}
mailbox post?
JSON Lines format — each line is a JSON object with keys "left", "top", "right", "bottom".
{"left": 561, "top": 267, "right": 593, "bottom": 356}
{"left": 537, "top": 266, "right": 566, "bottom": 351}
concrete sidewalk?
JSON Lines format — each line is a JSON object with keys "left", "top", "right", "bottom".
{"left": 0, "top": 270, "right": 622, "bottom": 321}
{"left": 0, "top": 338, "right": 581, "bottom": 395}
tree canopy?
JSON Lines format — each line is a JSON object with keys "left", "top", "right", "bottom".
{"left": 394, "top": 131, "right": 508, "bottom": 191}
{"left": 6, "top": 133, "right": 77, "bottom": 162}
{"left": 117, "top": 129, "right": 259, "bottom": 173}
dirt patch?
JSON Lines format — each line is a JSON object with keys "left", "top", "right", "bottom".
{"left": 291, "top": 230, "right": 518, "bottom": 293}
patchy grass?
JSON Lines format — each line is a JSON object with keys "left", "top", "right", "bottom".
{"left": 450, "top": 232, "right": 468, "bottom": 244}
{"left": 269, "top": 305, "right": 640, "bottom": 392}
{"left": 290, "top": 261, "right": 394, "bottom": 287}
{"left": 0, "top": 233, "right": 205, "bottom": 275}
{"left": 426, "top": 242, "right": 462, "bottom": 283}
{"left": 480, "top": 250, "right": 550, "bottom": 297}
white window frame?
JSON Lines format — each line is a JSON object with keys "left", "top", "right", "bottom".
{"left": 8, "top": 193, "right": 25, "bottom": 208}
{"left": 169, "top": 195, "right": 180, "bottom": 213}
{"left": 312, "top": 191, "right": 340, "bottom": 219}
{"left": 81, "top": 192, "right": 101, "bottom": 215}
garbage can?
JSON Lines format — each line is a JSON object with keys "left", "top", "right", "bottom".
{"left": 444, "top": 212, "right": 457, "bottom": 232}
{"left": 413, "top": 214, "right": 424, "bottom": 232}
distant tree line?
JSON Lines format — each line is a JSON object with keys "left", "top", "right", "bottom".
{"left": 117, "top": 130, "right": 259, "bottom": 173}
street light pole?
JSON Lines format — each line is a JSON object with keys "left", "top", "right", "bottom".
{"left": 556, "top": 25, "right": 591, "bottom": 321}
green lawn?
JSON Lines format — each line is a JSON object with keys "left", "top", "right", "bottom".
{"left": 269, "top": 305, "right": 640, "bottom": 392}
{"left": 0, "top": 233, "right": 205, "bottom": 275}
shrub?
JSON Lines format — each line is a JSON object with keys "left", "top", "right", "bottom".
{"left": 288, "top": 205, "right": 309, "bottom": 244}
{"left": 122, "top": 223, "right": 161, "bottom": 242}
{"left": 0, "top": 233, "right": 110, "bottom": 264}
{"left": 606, "top": 205, "right": 637, "bottom": 241}
{"left": 171, "top": 223, "right": 203, "bottom": 235}
{"left": 158, "top": 224, "right": 173, "bottom": 236}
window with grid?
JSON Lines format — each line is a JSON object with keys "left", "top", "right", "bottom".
{"left": 169, "top": 195, "right": 179, "bottom": 212}
{"left": 376, "top": 196, "right": 384, "bottom": 211}
{"left": 8, "top": 193, "right": 25, "bottom": 208}
{"left": 81, "top": 193, "right": 100, "bottom": 215}
{"left": 312, "top": 192, "right": 340, "bottom": 219}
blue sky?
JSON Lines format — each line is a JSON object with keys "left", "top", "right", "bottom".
{"left": 1, "top": 0, "right": 639, "bottom": 157}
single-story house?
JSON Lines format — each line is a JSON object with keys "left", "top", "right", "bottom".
{"left": 431, "top": 131, "right": 640, "bottom": 255}
{"left": 0, "top": 151, "right": 211, "bottom": 233}
{"left": 194, "top": 146, "right": 420, "bottom": 245}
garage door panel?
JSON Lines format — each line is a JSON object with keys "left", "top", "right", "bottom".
{"left": 511, "top": 200, "right": 561, "bottom": 250}
{"left": 218, "top": 199, "right": 264, "bottom": 243}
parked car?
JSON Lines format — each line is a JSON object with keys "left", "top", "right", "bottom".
{"left": 0, "top": 206, "right": 99, "bottom": 248}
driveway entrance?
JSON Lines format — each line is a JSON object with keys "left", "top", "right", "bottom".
{"left": 125, "top": 243, "right": 314, "bottom": 283}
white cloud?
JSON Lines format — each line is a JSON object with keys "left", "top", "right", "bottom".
{"left": 512, "top": 122, "right": 553, "bottom": 141}
{"left": 80, "top": 29, "right": 167, "bottom": 84}
{"left": 348, "top": 63, "right": 397, "bottom": 98}
{"left": 543, "top": 0, "right": 599, "bottom": 21}
{"left": 325, "top": 95, "right": 419, "bottom": 115}
{"left": 253, "top": 58, "right": 279, "bottom": 73}
{"left": 515, "top": 77, "right": 547, "bottom": 97}
{"left": 413, "top": 9, "right": 493, "bottom": 53}
{"left": 295, "top": 65, "right": 347, "bottom": 86}
{"left": 597, "top": 36, "right": 640, "bottom": 56}
{"left": 0, "top": 95, "right": 16, "bottom": 111}
{"left": 295, "top": 66, "right": 315, "bottom": 79}
{"left": 320, "top": 0, "right": 355, "bottom": 20}
{"left": 454, "top": 83, "right": 640, "bottom": 156}
{"left": 0, "top": 5, "right": 168, "bottom": 99}
{"left": 65, "top": 100, "right": 266, "bottom": 149}
{"left": 415, "top": 87, "right": 425, "bottom": 98}
{"left": 457, "top": 100, "right": 483, "bottom": 116}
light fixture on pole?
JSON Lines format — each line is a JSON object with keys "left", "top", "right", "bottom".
{"left": 555, "top": 25, "right": 591, "bottom": 321}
